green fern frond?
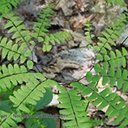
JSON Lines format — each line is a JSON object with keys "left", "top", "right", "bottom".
{"left": 91, "top": 54, "right": 128, "bottom": 92}
{"left": 0, "top": 110, "right": 22, "bottom": 128}
{"left": 25, "top": 112, "right": 57, "bottom": 128}
{"left": 85, "top": 22, "right": 94, "bottom": 44}
{"left": 96, "top": 47, "right": 128, "bottom": 68}
{"left": 25, "top": 117, "right": 46, "bottom": 128}
{"left": 4, "top": 13, "right": 31, "bottom": 44}
{"left": 71, "top": 82, "right": 128, "bottom": 128}
{"left": 0, "top": 64, "right": 43, "bottom": 92}
{"left": 106, "top": 0, "right": 125, "bottom": 6}
{"left": 94, "top": 14, "right": 127, "bottom": 58}
{"left": 0, "top": 37, "right": 32, "bottom": 63}
{"left": 9, "top": 79, "right": 57, "bottom": 113}
{"left": 32, "top": 5, "right": 54, "bottom": 39}
{"left": 0, "top": 0, "right": 21, "bottom": 16}
{"left": 58, "top": 86, "right": 93, "bottom": 128}
{"left": 42, "top": 31, "right": 72, "bottom": 52}
{"left": 32, "top": 5, "right": 72, "bottom": 52}
{"left": 83, "top": 48, "right": 128, "bottom": 91}
{"left": 0, "top": 110, "right": 46, "bottom": 128}
{"left": 81, "top": 11, "right": 128, "bottom": 127}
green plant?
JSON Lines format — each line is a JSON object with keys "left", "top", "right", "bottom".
{"left": 70, "top": 13, "right": 128, "bottom": 128}
{"left": 106, "top": 0, "right": 125, "bottom": 6}
{"left": 0, "top": 1, "right": 72, "bottom": 128}
{"left": 84, "top": 22, "right": 94, "bottom": 44}
{"left": 0, "top": 0, "right": 128, "bottom": 128}
{"left": 0, "top": 0, "right": 21, "bottom": 16}
{"left": 58, "top": 85, "right": 94, "bottom": 128}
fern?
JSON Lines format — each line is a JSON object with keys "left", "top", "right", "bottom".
{"left": 0, "top": 111, "right": 22, "bottom": 128}
{"left": 84, "top": 22, "right": 94, "bottom": 44}
{"left": 0, "top": 64, "right": 47, "bottom": 92}
{"left": 58, "top": 85, "right": 93, "bottom": 128}
{"left": 25, "top": 111, "right": 58, "bottom": 128}
{"left": 0, "top": 1, "right": 73, "bottom": 128}
{"left": 106, "top": 0, "right": 125, "bottom": 6}
{"left": 71, "top": 82, "right": 128, "bottom": 128}
{"left": 88, "top": 48, "right": 128, "bottom": 93}
{"left": 94, "top": 14, "right": 127, "bottom": 61}
{"left": 90, "top": 14, "right": 128, "bottom": 93}
{"left": 0, "top": 79, "right": 57, "bottom": 128}
{"left": 69, "top": 12, "right": 128, "bottom": 128}
{"left": 32, "top": 5, "right": 72, "bottom": 52}
{"left": 25, "top": 117, "right": 46, "bottom": 128}
{"left": 9, "top": 79, "right": 57, "bottom": 113}
{"left": 4, "top": 13, "right": 31, "bottom": 44}
{"left": 0, "top": 37, "right": 32, "bottom": 63}
{"left": 0, "top": 0, "right": 21, "bottom": 16}
{"left": 32, "top": 5, "right": 54, "bottom": 38}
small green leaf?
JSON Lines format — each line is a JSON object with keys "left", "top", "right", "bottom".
{"left": 117, "top": 79, "right": 123, "bottom": 89}
{"left": 86, "top": 72, "right": 93, "bottom": 82}
{"left": 122, "top": 48, "right": 128, "bottom": 56}
{"left": 7, "top": 51, "right": 14, "bottom": 60}
{"left": 2, "top": 48, "right": 8, "bottom": 59}
{"left": 109, "top": 66, "right": 115, "bottom": 77}
{"left": 104, "top": 43, "right": 111, "bottom": 50}
{"left": 104, "top": 54, "right": 110, "bottom": 61}
{"left": 116, "top": 68, "right": 121, "bottom": 78}
{"left": 122, "top": 69, "right": 128, "bottom": 79}
{"left": 20, "top": 56, "right": 26, "bottom": 63}
{"left": 116, "top": 49, "right": 122, "bottom": 57}
{"left": 38, "top": 37, "right": 44, "bottom": 42}
{"left": 102, "top": 77, "right": 109, "bottom": 85}
{"left": 122, "top": 82, "right": 128, "bottom": 93}
{"left": 2, "top": 65, "right": 8, "bottom": 76}
{"left": 43, "top": 44, "right": 52, "bottom": 52}
{"left": 96, "top": 54, "right": 103, "bottom": 61}
{"left": 110, "top": 51, "right": 116, "bottom": 59}
{"left": 122, "top": 57, "right": 126, "bottom": 68}
{"left": 94, "top": 64, "right": 101, "bottom": 73}
{"left": 27, "top": 61, "right": 34, "bottom": 69}
{"left": 8, "top": 64, "right": 14, "bottom": 74}
{"left": 14, "top": 64, "right": 20, "bottom": 73}
{"left": 108, "top": 38, "right": 116, "bottom": 46}
{"left": 101, "top": 48, "right": 107, "bottom": 54}
{"left": 93, "top": 75, "right": 100, "bottom": 82}
{"left": 98, "top": 37, "right": 107, "bottom": 42}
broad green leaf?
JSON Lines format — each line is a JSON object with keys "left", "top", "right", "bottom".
{"left": 35, "top": 88, "right": 53, "bottom": 110}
